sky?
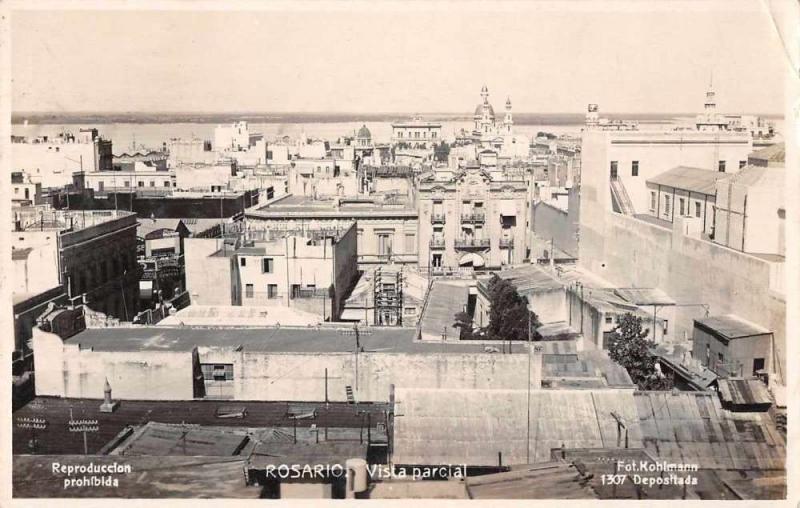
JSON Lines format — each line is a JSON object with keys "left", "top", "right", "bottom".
{"left": 9, "top": 1, "right": 792, "bottom": 115}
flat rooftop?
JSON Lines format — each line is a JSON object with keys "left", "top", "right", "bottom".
{"left": 250, "top": 194, "right": 416, "bottom": 218}
{"left": 14, "top": 209, "right": 136, "bottom": 233}
{"left": 61, "top": 325, "right": 522, "bottom": 354}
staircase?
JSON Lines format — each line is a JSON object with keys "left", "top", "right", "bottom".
{"left": 610, "top": 176, "right": 635, "bottom": 215}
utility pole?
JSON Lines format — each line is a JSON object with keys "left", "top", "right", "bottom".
{"left": 526, "top": 310, "right": 532, "bottom": 464}
{"left": 68, "top": 417, "right": 99, "bottom": 455}
{"left": 16, "top": 417, "right": 48, "bottom": 454}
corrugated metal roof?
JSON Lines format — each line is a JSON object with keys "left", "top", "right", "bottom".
{"left": 646, "top": 166, "right": 730, "bottom": 195}
{"left": 695, "top": 314, "right": 770, "bottom": 340}
{"left": 718, "top": 378, "right": 772, "bottom": 407}
{"left": 748, "top": 143, "right": 785, "bottom": 163}
{"left": 393, "top": 388, "right": 785, "bottom": 471}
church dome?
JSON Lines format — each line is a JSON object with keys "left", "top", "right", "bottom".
{"left": 474, "top": 103, "right": 495, "bottom": 118}
{"left": 356, "top": 124, "right": 371, "bottom": 139}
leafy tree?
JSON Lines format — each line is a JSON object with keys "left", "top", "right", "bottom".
{"left": 452, "top": 310, "right": 474, "bottom": 339}
{"left": 434, "top": 141, "right": 451, "bottom": 162}
{"left": 485, "top": 275, "right": 541, "bottom": 342}
{"left": 607, "top": 313, "right": 674, "bottom": 390}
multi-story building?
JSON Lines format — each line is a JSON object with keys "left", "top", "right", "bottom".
{"left": 12, "top": 129, "right": 113, "bottom": 187}
{"left": 167, "top": 137, "right": 216, "bottom": 166}
{"left": 11, "top": 171, "right": 43, "bottom": 207}
{"left": 391, "top": 118, "right": 442, "bottom": 149}
{"left": 184, "top": 224, "right": 358, "bottom": 320}
{"left": 246, "top": 195, "right": 418, "bottom": 268}
{"left": 11, "top": 207, "right": 140, "bottom": 321}
{"left": 75, "top": 167, "right": 176, "bottom": 192}
{"left": 579, "top": 110, "right": 786, "bottom": 390}
{"left": 417, "top": 162, "right": 529, "bottom": 273}
{"left": 643, "top": 166, "right": 729, "bottom": 236}
{"left": 582, "top": 104, "right": 752, "bottom": 217}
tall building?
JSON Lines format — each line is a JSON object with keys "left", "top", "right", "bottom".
{"left": 391, "top": 118, "right": 442, "bottom": 149}
{"left": 11, "top": 208, "right": 140, "bottom": 322}
{"left": 12, "top": 129, "right": 113, "bottom": 187}
{"left": 417, "top": 162, "right": 529, "bottom": 273}
{"left": 184, "top": 224, "right": 358, "bottom": 320}
{"left": 579, "top": 112, "right": 786, "bottom": 389}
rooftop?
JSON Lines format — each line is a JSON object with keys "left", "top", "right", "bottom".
{"left": 13, "top": 455, "right": 260, "bottom": 498}
{"left": 250, "top": 194, "right": 416, "bottom": 218}
{"left": 12, "top": 396, "right": 390, "bottom": 456}
{"left": 695, "top": 314, "right": 771, "bottom": 340}
{"left": 748, "top": 142, "right": 785, "bottom": 164}
{"left": 647, "top": 166, "right": 730, "bottom": 195}
{"left": 58, "top": 324, "right": 523, "bottom": 354}
{"left": 13, "top": 209, "right": 136, "bottom": 233}
{"left": 393, "top": 388, "right": 785, "bottom": 470}
{"left": 159, "top": 305, "right": 323, "bottom": 327}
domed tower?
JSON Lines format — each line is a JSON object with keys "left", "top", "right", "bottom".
{"left": 356, "top": 124, "right": 372, "bottom": 147}
{"left": 503, "top": 97, "right": 513, "bottom": 134}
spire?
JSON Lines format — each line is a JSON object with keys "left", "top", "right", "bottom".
{"left": 481, "top": 85, "right": 489, "bottom": 102}
{"left": 505, "top": 97, "right": 512, "bottom": 110}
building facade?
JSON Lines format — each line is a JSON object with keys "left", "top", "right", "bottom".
{"left": 391, "top": 118, "right": 442, "bottom": 149}
{"left": 12, "top": 208, "right": 140, "bottom": 321}
{"left": 417, "top": 163, "right": 529, "bottom": 273}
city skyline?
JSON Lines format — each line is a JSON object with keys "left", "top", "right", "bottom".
{"left": 10, "top": 1, "right": 790, "bottom": 115}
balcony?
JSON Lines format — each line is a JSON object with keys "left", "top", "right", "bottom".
{"left": 499, "top": 237, "right": 514, "bottom": 249}
{"left": 460, "top": 212, "right": 486, "bottom": 223}
{"left": 454, "top": 237, "right": 490, "bottom": 250}
{"left": 429, "top": 237, "right": 446, "bottom": 249}
{"left": 430, "top": 212, "right": 446, "bottom": 224}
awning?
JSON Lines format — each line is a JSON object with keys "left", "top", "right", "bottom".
{"left": 339, "top": 308, "right": 367, "bottom": 322}
{"left": 459, "top": 252, "right": 485, "bottom": 267}
{"left": 499, "top": 201, "right": 517, "bottom": 216}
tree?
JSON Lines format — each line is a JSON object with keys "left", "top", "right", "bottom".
{"left": 607, "top": 313, "right": 674, "bottom": 390}
{"left": 452, "top": 311, "right": 474, "bottom": 340}
{"left": 485, "top": 275, "right": 541, "bottom": 342}
{"left": 433, "top": 141, "right": 451, "bottom": 162}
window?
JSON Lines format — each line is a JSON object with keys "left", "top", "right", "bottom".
{"left": 695, "top": 202, "right": 702, "bottom": 218}
{"left": 138, "top": 181, "right": 144, "bottom": 187}
{"left": 605, "top": 316, "right": 613, "bottom": 324}
{"left": 245, "top": 284, "right": 254, "bottom": 298}
{"left": 610, "top": 161, "right": 618, "bottom": 178}
{"left": 124, "top": 181, "right": 130, "bottom": 187}
{"left": 739, "top": 160, "right": 746, "bottom": 169}
{"left": 664, "top": 195, "right": 671, "bottom": 215}
{"left": 432, "top": 253, "right": 443, "bottom": 268}
{"left": 631, "top": 161, "right": 639, "bottom": 177}
{"left": 262, "top": 258, "right": 273, "bottom": 273}
{"left": 267, "top": 284, "right": 278, "bottom": 298}
{"left": 679, "top": 197, "right": 685, "bottom": 216}
{"left": 717, "top": 352, "right": 724, "bottom": 363}
{"left": 718, "top": 160, "right": 726, "bottom": 173}
{"left": 432, "top": 131, "right": 437, "bottom": 139}
{"left": 150, "top": 181, "right": 155, "bottom": 187}
{"left": 24, "top": 188, "right": 29, "bottom": 200}
{"left": 201, "top": 364, "right": 234, "bottom": 381}
{"left": 164, "top": 181, "right": 170, "bottom": 187}
{"left": 98, "top": 181, "right": 104, "bottom": 191}
{"left": 404, "top": 233, "right": 415, "bottom": 253}
{"left": 378, "top": 233, "right": 393, "bottom": 256}
{"left": 650, "top": 191, "right": 656, "bottom": 211}
{"left": 240, "top": 257, "right": 247, "bottom": 267}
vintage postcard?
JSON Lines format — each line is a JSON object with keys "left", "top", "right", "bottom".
{"left": 1, "top": 0, "right": 797, "bottom": 503}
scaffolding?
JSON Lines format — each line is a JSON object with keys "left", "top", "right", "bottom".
{"left": 373, "top": 266, "right": 404, "bottom": 326}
